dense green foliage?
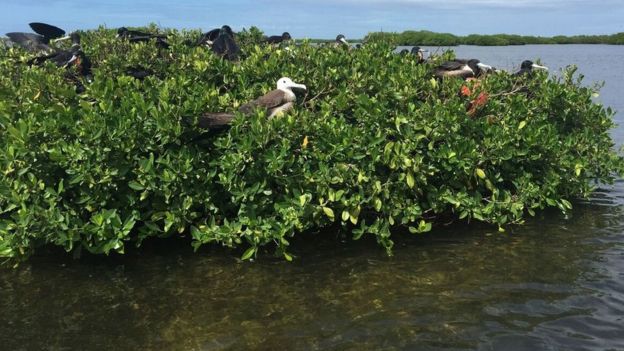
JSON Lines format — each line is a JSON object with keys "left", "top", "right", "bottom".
{"left": 1, "top": 26, "right": 622, "bottom": 261}
{"left": 365, "top": 30, "right": 624, "bottom": 46}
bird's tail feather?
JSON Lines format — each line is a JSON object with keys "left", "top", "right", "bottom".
{"left": 198, "top": 113, "right": 236, "bottom": 129}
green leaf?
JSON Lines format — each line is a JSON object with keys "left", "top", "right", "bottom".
{"left": 420, "top": 220, "right": 432, "bottom": 232}
{"left": 409, "top": 220, "right": 432, "bottom": 233}
{"left": 575, "top": 163, "right": 583, "bottom": 177}
{"left": 349, "top": 207, "right": 360, "bottom": 225}
{"left": 475, "top": 168, "right": 486, "bottom": 179}
{"left": 374, "top": 198, "right": 382, "bottom": 211}
{"left": 322, "top": 207, "right": 335, "bottom": 221}
{"left": 341, "top": 210, "right": 350, "bottom": 222}
{"left": 406, "top": 172, "right": 415, "bottom": 188}
{"left": 241, "top": 247, "right": 256, "bottom": 260}
{"left": 560, "top": 199, "right": 572, "bottom": 210}
{"left": 128, "top": 181, "right": 144, "bottom": 191}
{"left": 518, "top": 120, "right": 527, "bottom": 130}
{"left": 335, "top": 190, "right": 345, "bottom": 201}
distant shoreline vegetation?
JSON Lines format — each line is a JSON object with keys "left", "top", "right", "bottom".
{"left": 361, "top": 30, "right": 624, "bottom": 46}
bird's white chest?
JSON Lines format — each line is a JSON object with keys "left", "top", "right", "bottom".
{"left": 279, "top": 88, "right": 296, "bottom": 102}
{"left": 462, "top": 64, "right": 474, "bottom": 74}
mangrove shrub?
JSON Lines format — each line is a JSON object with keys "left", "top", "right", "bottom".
{"left": 0, "top": 27, "right": 622, "bottom": 261}
{"left": 365, "top": 30, "right": 624, "bottom": 46}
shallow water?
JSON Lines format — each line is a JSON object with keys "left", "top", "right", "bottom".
{"left": 2, "top": 45, "right": 624, "bottom": 350}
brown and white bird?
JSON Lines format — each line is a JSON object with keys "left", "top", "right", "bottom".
{"left": 198, "top": 77, "right": 307, "bottom": 129}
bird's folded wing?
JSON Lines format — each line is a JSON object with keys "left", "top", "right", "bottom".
{"left": 438, "top": 60, "right": 465, "bottom": 70}
{"left": 198, "top": 113, "right": 236, "bottom": 129}
{"left": 239, "top": 90, "right": 285, "bottom": 114}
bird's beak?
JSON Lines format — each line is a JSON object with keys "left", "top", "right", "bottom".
{"left": 52, "top": 35, "right": 71, "bottom": 43}
{"left": 64, "top": 55, "right": 78, "bottom": 67}
{"left": 340, "top": 38, "right": 348, "bottom": 45}
{"left": 532, "top": 63, "right": 549, "bottom": 71}
{"left": 290, "top": 83, "right": 307, "bottom": 91}
{"left": 477, "top": 62, "right": 493, "bottom": 71}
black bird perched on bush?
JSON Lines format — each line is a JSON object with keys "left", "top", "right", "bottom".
{"left": 411, "top": 46, "right": 427, "bottom": 63}
{"left": 126, "top": 66, "right": 154, "bottom": 80}
{"left": 265, "top": 32, "right": 292, "bottom": 44}
{"left": 434, "top": 59, "right": 493, "bottom": 80}
{"left": 193, "top": 27, "right": 221, "bottom": 47}
{"left": 6, "top": 22, "right": 67, "bottom": 53}
{"left": 27, "top": 32, "right": 83, "bottom": 67}
{"left": 198, "top": 77, "right": 307, "bottom": 129}
{"left": 513, "top": 60, "right": 548, "bottom": 76}
{"left": 211, "top": 25, "right": 239, "bottom": 61}
{"left": 27, "top": 33, "right": 92, "bottom": 93}
{"left": 117, "top": 27, "right": 169, "bottom": 48}
{"left": 116, "top": 27, "right": 166, "bottom": 39}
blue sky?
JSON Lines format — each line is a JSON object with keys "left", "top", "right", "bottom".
{"left": 2, "top": 0, "right": 623, "bottom": 39}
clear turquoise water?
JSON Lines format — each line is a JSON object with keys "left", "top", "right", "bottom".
{"left": 1, "top": 45, "right": 624, "bottom": 351}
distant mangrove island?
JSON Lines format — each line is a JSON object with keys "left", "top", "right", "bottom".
{"left": 361, "top": 30, "right": 624, "bottom": 46}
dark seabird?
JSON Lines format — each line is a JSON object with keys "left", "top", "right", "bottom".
{"left": 129, "top": 36, "right": 170, "bottom": 48}
{"left": 27, "top": 35, "right": 92, "bottom": 93}
{"left": 29, "top": 47, "right": 92, "bottom": 78}
{"left": 117, "top": 27, "right": 169, "bottom": 48}
{"left": 211, "top": 25, "right": 239, "bottom": 61}
{"left": 192, "top": 27, "right": 223, "bottom": 47}
{"left": 6, "top": 22, "right": 67, "bottom": 53}
{"left": 411, "top": 46, "right": 427, "bottom": 63}
{"left": 513, "top": 60, "right": 548, "bottom": 76}
{"left": 126, "top": 66, "right": 154, "bottom": 80}
{"left": 198, "top": 77, "right": 307, "bottom": 129}
{"left": 117, "top": 27, "right": 166, "bottom": 39}
{"left": 335, "top": 34, "right": 349, "bottom": 47}
{"left": 27, "top": 32, "right": 82, "bottom": 67}
{"left": 265, "top": 32, "right": 292, "bottom": 44}
{"left": 434, "top": 59, "right": 493, "bottom": 80}
{"left": 399, "top": 49, "right": 409, "bottom": 55}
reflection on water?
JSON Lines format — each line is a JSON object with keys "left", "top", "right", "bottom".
{"left": 2, "top": 45, "right": 624, "bottom": 350}
{"left": 1, "top": 200, "right": 623, "bottom": 350}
